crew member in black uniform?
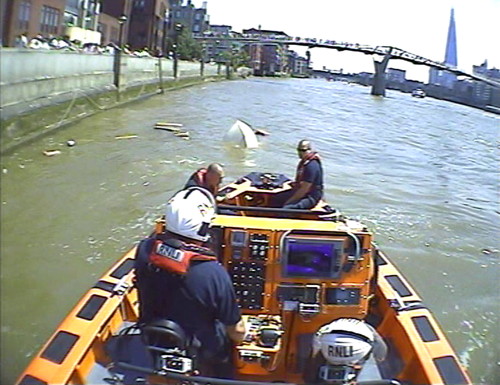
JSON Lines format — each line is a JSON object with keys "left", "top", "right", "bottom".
{"left": 282, "top": 139, "right": 323, "bottom": 209}
{"left": 134, "top": 187, "right": 245, "bottom": 378}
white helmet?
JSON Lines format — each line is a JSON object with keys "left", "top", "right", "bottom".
{"left": 165, "top": 187, "right": 216, "bottom": 242}
{"left": 312, "top": 318, "right": 375, "bottom": 366}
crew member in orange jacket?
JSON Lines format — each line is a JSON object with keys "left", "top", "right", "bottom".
{"left": 185, "top": 163, "right": 225, "bottom": 196}
{"left": 283, "top": 140, "right": 323, "bottom": 209}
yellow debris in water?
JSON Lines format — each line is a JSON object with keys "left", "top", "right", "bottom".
{"left": 154, "top": 125, "right": 181, "bottom": 132}
{"left": 43, "top": 150, "right": 62, "bottom": 157}
{"left": 115, "top": 135, "right": 138, "bottom": 140}
{"left": 156, "top": 122, "right": 183, "bottom": 127}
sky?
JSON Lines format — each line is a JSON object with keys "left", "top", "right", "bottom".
{"left": 193, "top": 0, "right": 499, "bottom": 82}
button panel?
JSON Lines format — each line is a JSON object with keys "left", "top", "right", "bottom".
{"left": 231, "top": 262, "right": 266, "bottom": 310}
{"left": 249, "top": 233, "right": 269, "bottom": 261}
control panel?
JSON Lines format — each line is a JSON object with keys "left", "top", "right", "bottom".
{"left": 325, "top": 287, "right": 361, "bottom": 305}
{"left": 217, "top": 224, "right": 373, "bottom": 317}
{"left": 277, "top": 283, "right": 320, "bottom": 304}
{"left": 231, "top": 262, "right": 266, "bottom": 310}
{"left": 249, "top": 233, "right": 270, "bottom": 261}
{"left": 235, "top": 315, "right": 283, "bottom": 375}
{"left": 228, "top": 230, "right": 270, "bottom": 310}
{"left": 209, "top": 216, "right": 375, "bottom": 381}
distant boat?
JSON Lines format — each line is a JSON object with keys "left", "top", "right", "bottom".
{"left": 224, "top": 119, "right": 259, "bottom": 148}
{"left": 411, "top": 88, "right": 426, "bottom": 98}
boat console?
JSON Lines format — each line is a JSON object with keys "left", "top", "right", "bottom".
{"left": 214, "top": 225, "right": 373, "bottom": 315}
{"left": 207, "top": 173, "right": 375, "bottom": 381}
{"left": 217, "top": 172, "right": 338, "bottom": 219}
{"left": 211, "top": 223, "right": 374, "bottom": 378}
{"left": 148, "top": 173, "right": 376, "bottom": 381}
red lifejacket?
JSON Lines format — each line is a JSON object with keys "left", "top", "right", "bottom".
{"left": 295, "top": 152, "right": 321, "bottom": 183}
{"left": 190, "top": 168, "right": 217, "bottom": 195}
{"left": 193, "top": 168, "right": 207, "bottom": 185}
{"left": 149, "top": 238, "right": 217, "bottom": 275}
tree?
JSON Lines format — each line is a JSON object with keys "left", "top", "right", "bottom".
{"left": 176, "top": 27, "right": 201, "bottom": 61}
{"left": 217, "top": 45, "right": 250, "bottom": 69}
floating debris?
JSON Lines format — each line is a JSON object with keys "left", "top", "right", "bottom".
{"left": 254, "top": 128, "right": 270, "bottom": 136}
{"left": 66, "top": 139, "right": 76, "bottom": 147}
{"left": 156, "top": 122, "right": 183, "bottom": 127}
{"left": 43, "top": 150, "right": 61, "bottom": 157}
{"left": 177, "top": 158, "right": 203, "bottom": 165}
{"left": 174, "top": 131, "right": 190, "bottom": 139}
{"left": 154, "top": 125, "right": 181, "bottom": 132}
{"left": 115, "top": 135, "right": 138, "bottom": 140}
{"left": 460, "top": 320, "right": 474, "bottom": 330}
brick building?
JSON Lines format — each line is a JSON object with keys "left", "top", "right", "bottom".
{"left": 287, "top": 50, "right": 308, "bottom": 77}
{"left": 243, "top": 28, "right": 290, "bottom": 76}
{"left": 127, "top": 0, "right": 169, "bottom": 53}
{"left": 168, "top": 0, "right": 208, "bottom": 36}
{"left": 2, "top": 0, "right": 66, "bottom": 46}
{"left": 1, "top": 0, "right": 169, "bottom": 49}
{"left": 100, "top": 0, "right": 133, "bottom": 46}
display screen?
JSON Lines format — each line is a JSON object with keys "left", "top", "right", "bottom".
{"left": 283, "top": 237, "right": 344, "bottom": 278}
{"left": 231, "top": 230, "right": 247, "bottom": 247}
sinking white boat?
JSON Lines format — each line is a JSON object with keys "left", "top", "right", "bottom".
{"left": 224, "top": 119, "right": 259, "bottom": 149}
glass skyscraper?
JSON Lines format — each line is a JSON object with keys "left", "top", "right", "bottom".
{"left": 429, "top": 8, "right": 458, "bottom": 88}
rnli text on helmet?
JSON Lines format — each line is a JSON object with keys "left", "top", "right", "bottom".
{"left": 328, "top": 345, "right": 354, "bottom": 358}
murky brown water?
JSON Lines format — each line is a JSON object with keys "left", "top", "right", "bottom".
{"left": 1, "top": 78, "right": 498, "bottom": 384}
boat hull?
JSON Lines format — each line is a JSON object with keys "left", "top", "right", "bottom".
{"left": 16, "top": 246, "right": 470, "bottom": 385}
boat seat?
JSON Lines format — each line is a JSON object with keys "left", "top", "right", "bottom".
{"left": 142, "top": 319, "right": 188, "bottom": 352}
{"left": 89, "top": 321, "right": 197, "bottom": 384}
{"left": 94, "top": 325, "right": 153, "bottom": 384}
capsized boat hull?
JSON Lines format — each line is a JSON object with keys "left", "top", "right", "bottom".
{"left": 224, "top": 119, "right": 259, "bottom": 148}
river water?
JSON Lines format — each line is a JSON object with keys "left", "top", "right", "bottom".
{"left": 1, "top": 78, "right": 498, "bottom": 384}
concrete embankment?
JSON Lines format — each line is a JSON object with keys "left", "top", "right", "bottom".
{"left": 0, "top": 48, "right": 224, "bottom": 154}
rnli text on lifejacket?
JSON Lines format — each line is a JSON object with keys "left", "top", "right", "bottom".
{"left": 156, "top": 243, "right": 185, "bottom": 262}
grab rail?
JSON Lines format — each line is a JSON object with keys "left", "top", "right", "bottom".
{"left": 116, "top": 362, "right": 401, "bottom": 385}
{"left": 217, "top": 204, "right": 340, "bottom": 218}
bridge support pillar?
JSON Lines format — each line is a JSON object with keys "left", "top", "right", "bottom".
{"left": 371, "top": 53, "right": 391, "bottom": 96}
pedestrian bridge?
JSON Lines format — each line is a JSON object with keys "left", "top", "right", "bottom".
{"left": 195, "top": 36, "right": 500, "bottom": 95}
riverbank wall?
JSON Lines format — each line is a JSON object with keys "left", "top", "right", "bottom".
{"left": 0, "top": 48, "right": 223, "bottom": 154}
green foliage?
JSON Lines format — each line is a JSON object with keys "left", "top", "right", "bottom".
{"left": 217, "top": 46, "right": 250, "bottom": 68}
{"left": 233, "top": 50, "right": 250, "bottom": 68}
{"left": 176, "top": 28, "right": 201, "bottom": 61}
